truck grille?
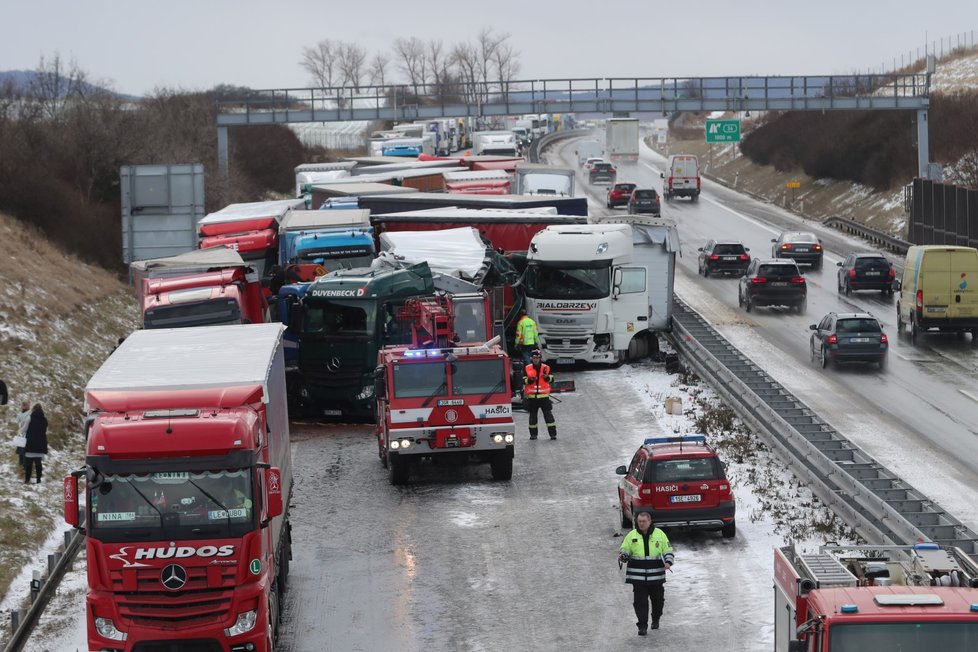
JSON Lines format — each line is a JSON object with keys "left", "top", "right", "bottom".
{"left": 305, "top": 354, "right": 364, "bottom": 392}
{"left": 543, "top": 338, "right": 591, "bottom": 356}
{"left": 134, "top": 640, "right": 224, "bottom": 652}
{"left": 110, "top": 566, "right": 237, "bottom": 627}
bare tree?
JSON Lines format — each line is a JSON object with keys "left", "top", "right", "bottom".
{"left": 451, "top": 41, "right": 480, "bottom": 103}
{"left": 393, "top": 37, "right": 427, "bottom": 88}
{"left": 368, "top": 53, "right": 390, "bottom": 87}
{"left": 300, "top": 40, "right": 338, "bottom": 88}
{"left": 492, "top": 40, "right": 521, "bottom": 89}
{"left": 338, "top": 42, "right": 368, "bottom": 91}
{"left": 29, "top": 52, "right": 87, "bottom": 120}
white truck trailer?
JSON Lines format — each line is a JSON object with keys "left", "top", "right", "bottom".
{"left": 606, "top": 118, "right": 640, "bottom": 163}
{"left": 524, "top": 219, "right": 679, "bottom": 363}
{"left": 513, "top": 163, "right": 575, "bottom": 197}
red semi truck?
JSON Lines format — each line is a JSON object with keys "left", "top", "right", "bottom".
{"left": 374, "top": 292, "right": 516, "bottom": 484}
{"left": 64, "top": 323, "right": 293, "bottom": 651}
{"left": 774, "top": 543, "right": 978, "bottom": 651}
{"left": 130, "top": 246, "right": 269, "bottom": 329}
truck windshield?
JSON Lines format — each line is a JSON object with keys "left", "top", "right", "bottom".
{"left": 88, "top": 469, "right": 255, "bottom": 543}
{"left": 452, "top": 359, "right": 507, "bottom": 395}
{"left": 304, "top": 299, "right": 376, "bottom": 338}
{"left": 300, "top": 250, "right": 375, "bottom": 271}
{"left": 144, "top": 299, "right": 242, "bottom": 329}
{"left": 525, "top": 262, "right": 611, "bottom": 300}
{"left": 393, "top": 362, "right": 447, "bottom": 398}
{"left": 830, "top": 622, "right": 978, "bottom": 650}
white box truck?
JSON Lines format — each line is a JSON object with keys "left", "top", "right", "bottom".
{"left": 606, "top": 118, "right": 640, "bottom": 163}
{"left": 524, "top": 219, "right": 679, "bottom": 364}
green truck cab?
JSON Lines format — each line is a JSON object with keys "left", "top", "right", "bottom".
{"left": 288, "top": 262, "right": 434, "bottom": 418}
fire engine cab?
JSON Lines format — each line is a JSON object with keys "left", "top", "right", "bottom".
{"left": 373, "top": 293, "right": 515, "bottom": 484}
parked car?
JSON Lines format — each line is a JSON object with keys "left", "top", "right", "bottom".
{"left": 589, "top": 162, "right": 617, "bottom": 185}
{"left": 606, "top": 182, "right": 637, "bottom": 208}
{"left": 738, "top": 258, "right": 807, "bottom": 313}
{"left": 697, "top": 241, "right": 750, "bottom": 277}
{"left": 809, "top": 312, "right": 888, "bottom": 369}
{"left": 615, "top": 435, "right": 736, "bottom": 538}
{"left": 837, "top": 253, "right": 896, "bottom": 296}
{"left": 771, "top": 231, "right": 823, "bottom": 269}
{"left": 627, "top": 188, "right": 661, "bottom": 215}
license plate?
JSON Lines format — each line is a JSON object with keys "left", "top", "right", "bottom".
{"left": 723, "top": 256, "right": 737, "bottom": 261}
{"left": 864, "top": 271, "right": 881, "bottom": 276}
{"left": 795, "top": 247, "right": 809, "bottom": 252}
{"left": 849, "top": 337, "right": 870, "bottom": 343}
{"left": 771, "top": 281, "right": 788, "bottom": 287}
{"left": 323, "top": 409, "right": 342, "bottom": 416}
{"left": 670, "top": 495, "right": 702, "bottom": 503}
{"left": 926, "top": 306, "right": 947, "bottom": 313}
{"left": 557, "top": 357, "right": 575, "bottom": 365}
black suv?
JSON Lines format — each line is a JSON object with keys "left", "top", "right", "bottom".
{"left": 837, "top": 253, "right": 896, "bottom": 296}
{"left": 627, "top": 188, "right": 661, "bottom": 215}
{"left": 809, "top": 312, "right": 888, "bottom": 369}
{"left": 738, "top": 259, "right": 807, "bottom": 313}
{"left": 589, "top": 162, "right": 617, "bottom": 185}
{"left": 697, "top": 241, "right": 750, "bottom": 277}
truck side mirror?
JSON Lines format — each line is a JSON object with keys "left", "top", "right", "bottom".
{"left": 894, "top": 279, "right": 901, "bottom": 291}
{"left": 660, "top": 172, "right": 664, "bottom": 179}
{"left": 374, "top": 366, "right": 387, "bottom": 400}
{"left": 264, "top": 466, "right": 283, "bottom": 519}
{"left": 64, "top": 475, "right": 80, "bottom": 527}
{"left": 612, "top": 268, "right": 622, "bottom": 299}
{"left": 615, "top": 465, "right": 627, "bottom": 475}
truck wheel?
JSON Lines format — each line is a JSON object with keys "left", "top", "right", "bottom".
{"left": 490, "top": 453, "right": 513, "bottom": 481}
{"left": 721, "top": 520, "right": 736, "bottom": 538}
{"left": 896, "top": 303, "right": 904, "bottom": 333}
{"left": 388, "top": 455, "right": 409, "bottom": 485}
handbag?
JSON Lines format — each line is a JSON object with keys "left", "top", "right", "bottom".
{"left": 12, "top": 435, "right": 26, "bottom": 448}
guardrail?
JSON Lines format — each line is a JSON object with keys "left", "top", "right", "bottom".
{"left": 528, "top": 129, "right": 582, "bottom": 164}
{"left": 822, "top": 216, "right": 912, "bottom": 255}
{"left": 3, "top": 530, "right": 83, "bottom": 652}
{"left": 667, "top": 297, "right": 978, "bottom": 557}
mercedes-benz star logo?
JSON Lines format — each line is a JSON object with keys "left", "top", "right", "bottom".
{"left": 326, "top": 357, "right": 341, "bottom": 373}
{"left": 161, "top": 564, "right": 187, "bottom": 591}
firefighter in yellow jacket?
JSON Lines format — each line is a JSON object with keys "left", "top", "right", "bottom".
{"left": 523, "top": 349, "right": 556, "bottom": 440}
{"left": 618, "top": 511, "right": 674, "bottom": 636}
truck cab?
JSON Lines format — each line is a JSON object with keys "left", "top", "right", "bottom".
{"left": 279, "top": 208, "right": 376, "bottom": 273}
{"left": 525, "top": 224, "right": 655, "bottom": 364}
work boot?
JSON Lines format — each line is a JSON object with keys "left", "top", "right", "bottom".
{"left": 651, "top": 620, "right": 660, "bottom": 630}
{"left": 637, "top": 627, "right": 647, "bottom": 636}
{"left": 529, "top": 435, "right": 537, "bottom": 440}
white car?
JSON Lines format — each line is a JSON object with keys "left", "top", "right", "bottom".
{"left": 583, "top": 157, "right": 604, "bottom": 170}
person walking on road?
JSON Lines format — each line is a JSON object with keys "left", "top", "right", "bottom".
{"left": 523, "top": 349, "right": 557, "bottom": 440}
{"left": 15, "top": 400, "right": 31, "bottom": 470}
{"left": 514, "top": 310, "right": 539, "bottom": 365}
{"left": 23, "top": 403, "right": 48, "bottom": 484}
{"left": 618, "top": 511, "right": 674, "bottom": 636}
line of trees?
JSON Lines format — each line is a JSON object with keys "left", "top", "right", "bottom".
{"left": 299, "top": 28, "right": 521, "bottom": 104}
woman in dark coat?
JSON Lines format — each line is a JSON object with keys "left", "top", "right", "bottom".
{"left": 24, "top": 404, "right": 48, "bottom": 484}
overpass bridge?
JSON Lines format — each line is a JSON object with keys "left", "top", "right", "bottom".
{"left": 215, "top": 70, "right": 934, "bottom": 177}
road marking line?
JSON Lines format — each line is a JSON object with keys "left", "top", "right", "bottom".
{"left": 960, "top": 390, "right": 978, "bottom": 405}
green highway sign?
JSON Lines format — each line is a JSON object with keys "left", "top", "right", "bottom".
{"left": 705, "top": 119, "right": 741, "bottom": 143}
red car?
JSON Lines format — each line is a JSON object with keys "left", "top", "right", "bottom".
{"left": 606, "top": 182, "right": 636, "bottom": 208}
{"left": 615, "top": 435, "right": 736, "bottom": 538}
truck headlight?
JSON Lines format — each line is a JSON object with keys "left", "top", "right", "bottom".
{"left": 224, "top": 609, "right": 258, "bottom": 636}
{"left": 399, "top": 438, "right": 412, "bottom": 449}
{"left": 504, "top": 434, "right": 514, "bottom": 443}
{"left": 356, "top": 385, "right": 374, "bottom": 401}
{"left": 94, "top": 617, "right": 127, "bottom": 641}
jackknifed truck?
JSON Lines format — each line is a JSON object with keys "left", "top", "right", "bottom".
{"left": 65, "top": 323, "right": 293, "bottom": 652}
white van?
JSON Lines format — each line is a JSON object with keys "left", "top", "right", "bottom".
{"left": 896, "top": 245, "right": 978, "bottom": 341}
{"left": 661, "top": 154, "right": 701, "bottom": 201}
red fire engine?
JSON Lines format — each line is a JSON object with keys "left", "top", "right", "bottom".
{"left": 774, "top": 542, "right": 978, "bottom": 651}
{"left": 374, "top": 292, "right": 515, "bottom": 484}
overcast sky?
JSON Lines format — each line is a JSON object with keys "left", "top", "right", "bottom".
{"left": 2, "top": 0, "right": 976, "bottom": 96}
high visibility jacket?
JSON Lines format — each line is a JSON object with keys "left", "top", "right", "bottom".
{"left": 619, "top": 527, "right": 674, "bottom": 585}
{"left": 515, "top": 316, "right": 538, "bottom": 346}
{"left": 523, "top": 362, "right": 553, "bottom": 398}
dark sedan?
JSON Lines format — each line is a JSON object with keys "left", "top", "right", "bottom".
{"left": 738, "top": 259, "right": 807, "bottom": 313}
{"left": 589, "top": 162, "right": 617, "bottom": 185}
{"left": 697, "top": 241, "right": 750, "bottom": 277}
{"left": 772, "top": 231, "right": 823, "bottom": 269}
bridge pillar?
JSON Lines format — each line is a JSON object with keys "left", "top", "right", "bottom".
{"left": 917, "top": 109, "right": 930, "bottom": 179}
{"left": 218, "top": 126, "right": 229, "bottom": 178}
